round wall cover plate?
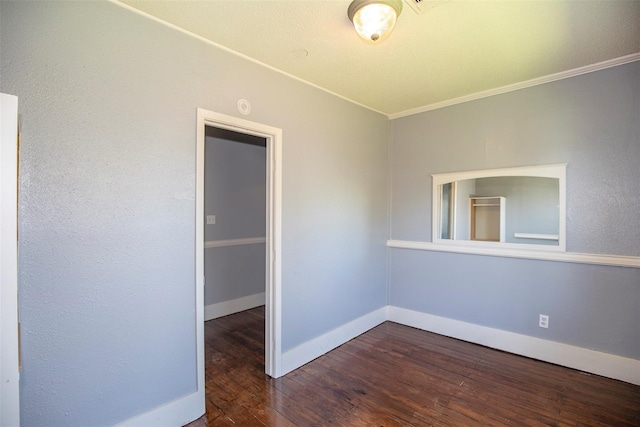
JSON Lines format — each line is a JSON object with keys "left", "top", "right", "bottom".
{"left": 237, "top": 99, "right": 251, "bottom": 115}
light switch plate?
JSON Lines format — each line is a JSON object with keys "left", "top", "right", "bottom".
{"left": 206, "top": 215, "right": 216, "bottom": 225}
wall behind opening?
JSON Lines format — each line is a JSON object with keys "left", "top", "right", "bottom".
{"left": 204, "top": 135, "right": 266, "bottom": 307}
{"left": 389, "top": 61, "right": 640, "bottom": 360}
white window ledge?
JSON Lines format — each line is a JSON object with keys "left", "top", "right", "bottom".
{"left": 387, "top": 239, "right": 640, "bottom": 269}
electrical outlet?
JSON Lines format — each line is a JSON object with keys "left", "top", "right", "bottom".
{"left": 539, "top": 314, "right": 549, "bottom": 328}
{"left": 206, "top": 215, "right": 216, "bottom": 225}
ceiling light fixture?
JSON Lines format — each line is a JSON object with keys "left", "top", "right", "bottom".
{"left": 348, "top": 0, "right": 403, "bottom": 43}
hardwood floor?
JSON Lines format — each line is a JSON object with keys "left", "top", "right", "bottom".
{"left": 187, "top": 306, "right": 639, "bottom": 426}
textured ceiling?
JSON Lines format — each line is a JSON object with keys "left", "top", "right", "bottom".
{"left": 118, "top": 0, "right": 640, "bottom": 117}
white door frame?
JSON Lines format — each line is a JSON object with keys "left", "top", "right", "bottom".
{"left": 118, "top": 108, "right": 283, "bottom": 426}
{"left": 1, "top": 93, "right": 20, "bottom": 427}
{"left": 196, "top": 108, "right": 282, "bottom": 378}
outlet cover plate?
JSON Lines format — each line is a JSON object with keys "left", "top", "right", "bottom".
{"left": 539, "top": 314, "right": 549, "bottom": 328}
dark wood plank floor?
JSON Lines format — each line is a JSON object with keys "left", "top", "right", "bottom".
{"left": 187, "top": 306, "right": 639, "bottom": 426}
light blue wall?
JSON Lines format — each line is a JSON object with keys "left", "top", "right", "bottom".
{"left": 205, "top": 245, "right": 265, "bottom": 305}
{"left": 389, "top": 61, "right": 640, "bottom": 359}
{"left": 390, "top": 250, "right": 639, "bottom": 358}
{"left": 204, "top": 136, "right": 266, "bottom": 242}
{"left": 0, "top": 1, "right": 389, "bottom": 426}
{"left": 204, "top": 136, "right": 266, "bottom": 305}
{"left": 391, "top": 62, "right": 640, "bottom": 256}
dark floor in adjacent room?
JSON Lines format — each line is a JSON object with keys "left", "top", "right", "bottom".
{"left": 186, "top": 306, "right": 639, "bottom": 426}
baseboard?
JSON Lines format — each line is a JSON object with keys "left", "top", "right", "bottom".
{"left": 115, "top": 389, "right": 203, "bottom": 427}
{"left": 115, "top": 304, "right": 637, "bottom": 425}
{"left": 204, "top": 292, "right": 265, "bottom": 321}
{"left": 388, "top": 306, "right": 640, "bottom": 386}
{"left": 281, "top": 307, "right": 388, "bottom": 377}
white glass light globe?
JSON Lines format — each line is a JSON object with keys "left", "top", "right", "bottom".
{"left": 352, "top": 3, "right": 398, "bottom": 42}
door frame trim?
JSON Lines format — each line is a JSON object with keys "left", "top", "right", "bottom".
{"left": 1, "top": 93, "right": 20, "bottom": 427}
{"left": 196, "top": 108, "right": 282, "bottom": 377}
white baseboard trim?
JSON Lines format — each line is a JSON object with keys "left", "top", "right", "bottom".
{"left": 388, "top": 306, "right": 640, "bottom": 386}
{"left": 204, "top": 292, "right": 265, "bottom": 321}
{"left": 115, "top": 389, "right": 203, "bottom": 427}
{"left": 115, "top": 302, "right": 638, "bottom": 425}
{"left": 281, "top": 307, "right": 388, "bottom": 377}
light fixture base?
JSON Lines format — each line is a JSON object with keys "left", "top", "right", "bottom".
{"left": 348, "top": 0, "right": 403, "bottom": 22}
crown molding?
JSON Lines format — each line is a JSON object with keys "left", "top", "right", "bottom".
{"left": 109, "top": 2, "right": 639, "bottom": 121}
{"left": 389, "top": 53, "right": 640, "bottom": 120}
{"left": 109, "top": 0, "right": 388, "bottom": 117}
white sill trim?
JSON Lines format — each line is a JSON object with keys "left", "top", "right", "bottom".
{"left": 387, "top": 239, "right": 640, "bottom": 269}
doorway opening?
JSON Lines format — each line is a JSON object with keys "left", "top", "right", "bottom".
{"left": 203, "top": 126, "right": 267, "bottom": 323}
{"left": 195, "top": 109, "right": 282, "bottom": 388}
